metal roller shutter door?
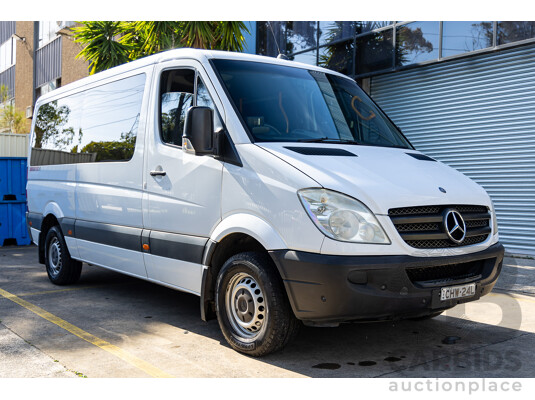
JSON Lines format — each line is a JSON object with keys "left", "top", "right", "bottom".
{"left": 371, "top": 44, "right": 535, "bottom": 255}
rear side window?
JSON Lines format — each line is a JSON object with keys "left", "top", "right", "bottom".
{"left": 31, "top": 73, "right": 146, "bottom": 166}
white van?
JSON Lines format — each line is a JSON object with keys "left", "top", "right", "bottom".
{"left": 27, "top": 49, "right": 504, "bottom": 356}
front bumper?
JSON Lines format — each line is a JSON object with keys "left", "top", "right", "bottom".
{"left": 269, "top": 242, "right": 504, "bottom": 324}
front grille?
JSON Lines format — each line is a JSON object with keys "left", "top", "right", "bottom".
{"left": 396, "top": 222, "right": 439, "bottom": 232}
{"left": 406, "top": 260, "right": 484, "bottom": 285}
{"left": 466, "top": 219, "right": 488, "bottom": 228}
{"left": 389, "top": 206, "right": 441, "bottom": 216}
{"left": 407, "top": 235, "right": 488, "bottom": 249}
{"left": 389, "top": 204, "right": 491, "bottom": 249}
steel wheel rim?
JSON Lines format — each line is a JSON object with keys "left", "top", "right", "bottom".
{"left": 48, "top": 237, "right": 62, "bottom": 276}
{"left": 225, "top": 272, "right": 267, "bottom": 339}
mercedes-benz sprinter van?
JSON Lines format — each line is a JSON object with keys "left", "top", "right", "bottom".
{"left": 27, "top": 49, "right": 504, "bottom": 356}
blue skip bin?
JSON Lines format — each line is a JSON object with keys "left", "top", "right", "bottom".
{"left": 0, "top": 201, "right": 32, "bottom": 246}
{"left": 0, "top": 157, "right": 27, "bottom": 202}
{"left": 0, "top": 157, "right": 28, "bottom": 201}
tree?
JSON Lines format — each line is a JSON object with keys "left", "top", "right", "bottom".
{"left": 396, "top": 26, "right": 434, "bottom": 65}
{"left": 80, "top": 129, "right": 136, "bottom": 162}
{"left": 73, "top": 21, "right": 250, "bottom": 75}
{"left": 0, "top": 84, "right": 8, "bottom": 104}
{"left": 284, "top": 21, "right": 317, "bottom": 55}
{"left": 318, "top": 22, "right": 355, "bottom": 75}
{"left": 0, "top": 84, "right": 28, "bottom": 133}
{"left": 120, "top": 21, "right": 182, "bottom": 60}
{"left": 0, "top": 105, "right": 28, "bottom": 133}
{"left": 72, "top": 21, "right": 131, "bottom": 75}
{"left": 472, "top": 21, "right": 535, "bottom": 47}
{"left": 317, "top": 22, "right": 435, "bottom": 75}
{"left": 33, "top": 101, "right": 72, "bottom": 148}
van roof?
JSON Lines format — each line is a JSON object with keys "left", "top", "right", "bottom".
{"left": 35, "top": 48, "right": 351, "bottom": 105}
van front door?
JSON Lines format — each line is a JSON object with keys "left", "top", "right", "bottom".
{"left": 143, "top": 62, "right": 224, "bottom": 294}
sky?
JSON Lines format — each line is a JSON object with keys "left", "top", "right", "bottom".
{"left": 3, "top": 0, "right": 534, "bottom": 22}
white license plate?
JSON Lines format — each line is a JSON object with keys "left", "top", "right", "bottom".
{"left": 440, "top": 283, "right": 476, "bottom": 301}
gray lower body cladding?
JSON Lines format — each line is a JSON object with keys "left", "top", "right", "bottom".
{"left": 269, "top": 243, "right": 504, "bottom": 323}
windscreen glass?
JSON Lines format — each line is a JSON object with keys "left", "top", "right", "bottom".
{"left": 212, "top": 59, "right": 411, "bottom": 148}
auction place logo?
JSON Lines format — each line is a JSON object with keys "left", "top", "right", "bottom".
{"left": 389, "top": 378, "right": 522, "bottom": 394}
{"left": 402, "top": 348, "right": 522, "bottom": 372}
{"left": 396, "top": 249, "right": 525, "bottom": 374}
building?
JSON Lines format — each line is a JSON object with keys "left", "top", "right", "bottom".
{"left": 1, "top": 21, "right": 532, "bottom": 255}
{"left": 256, "top": 21, "right": 535, "bottom": 255}
{"left": 0, "top": 21, "right": 89, "bottom": 131}
{"left": 0, "top": 21, "right": 259, "bottom": 133}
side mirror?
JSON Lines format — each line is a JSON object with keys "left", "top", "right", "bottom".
{"left": 183, "top": 106, "right": 214, "bottom": 155}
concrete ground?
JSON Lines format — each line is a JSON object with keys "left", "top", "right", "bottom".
{"left": 0, "top": 244, "right": 534, "bottom": 378}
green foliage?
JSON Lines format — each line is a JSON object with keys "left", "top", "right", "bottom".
{"left": 180, "top": 21, "right": 215, "bottom": 49}
{"left": 0, "top": 84, "right": 9, "bottom": 103}
{"left": 0, "top": 84, "right": 28, "bottom": 133}
{"left": 122, "top": 21, "right": 183, "bottom": 60}
{"left": 80, "top": 130, "right": 136, "bottom": 162}
{"left": 72, "top": 21, "right": 132, "bottom": 74}
{"left": 73, "top": 21, "right": 250, "bottom": 74}
{"left": 33, "top": 101, "right": 72, "bottom": 148}
{"left": 214, "top": 22, "right": 249, "bottom": 52}
{"left": 0, "top": 105, "right": 28, "bottom": 133}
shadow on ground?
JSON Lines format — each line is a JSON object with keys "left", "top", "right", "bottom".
{"left": 1, "top": 245, "right": 533, "bottom": 378}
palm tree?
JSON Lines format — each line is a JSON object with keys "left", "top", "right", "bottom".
{"left": 120, "top": 21, "right": 183, "bottom": 60}
{"left": 73, "top": 21, "right": 250, "bottom": 75}
{"left": 72, "top": 21, "right": 131, "bottom": 74}
{"left": 181, "top": 22, "right": 249, "bottom": 52}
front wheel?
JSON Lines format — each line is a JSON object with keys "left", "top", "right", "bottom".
{"left": 215, "top": 252, "right": 299, "bottom": 356}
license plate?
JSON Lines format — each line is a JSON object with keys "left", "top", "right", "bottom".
{"left": 440, "top": 283, "right": 476, "bottom": 301}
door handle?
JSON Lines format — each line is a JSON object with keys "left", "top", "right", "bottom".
{"left": 150, "top": 170, "right": 167, "bottom": 177}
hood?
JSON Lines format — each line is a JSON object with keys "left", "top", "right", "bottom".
{"left": 257, "top": 143, "right": 490, "bottom": 215}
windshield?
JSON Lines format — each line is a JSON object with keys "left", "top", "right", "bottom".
{"left": 212, "top": 59, "right": 412, "bottom": 149}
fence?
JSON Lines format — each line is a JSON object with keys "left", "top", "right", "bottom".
{"left": 0, "top": 132, "right": 29, "bottom": 158}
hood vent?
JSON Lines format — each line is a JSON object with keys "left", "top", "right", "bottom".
{"left": 284, "top": 147, "right": 357, "bottom": 156}
{"left": 406, "top": 152, "right": 436, "bottom": 161}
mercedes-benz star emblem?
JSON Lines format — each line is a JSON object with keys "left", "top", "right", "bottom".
{"left": 443, "top": 209, "right": 466, "bottom": 244}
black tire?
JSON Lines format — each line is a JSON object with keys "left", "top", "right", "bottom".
{"left": 44, "top": 225, "right": 82, "bottom": 285}
{"left": 215, "top": 251, "right": 300, "bottom": 356}
{"left": 410, "top": 311, "right": 444, "bottom": 321}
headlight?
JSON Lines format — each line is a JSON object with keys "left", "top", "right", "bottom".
{"left": 490, "top": 199, "right": 498, "bottom": 234}
{"left": 298, "top": 189, "right": 390, "bottom": 244}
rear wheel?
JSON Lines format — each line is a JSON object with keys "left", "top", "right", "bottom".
{"left": 44, "top": 226, "right": 82, "bottom": 285}
{"left": 215, "top": 252, "right": 300, "bottom": 356}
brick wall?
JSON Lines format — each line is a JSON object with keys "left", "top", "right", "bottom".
{"left": 14, "top": 21, "right": 34, "bottom": 120}
{"left": 60, "top": 25, "right": 89, "bottom": 85}
{"left": 12, "top": 22, "right": 89, "bottom": 130}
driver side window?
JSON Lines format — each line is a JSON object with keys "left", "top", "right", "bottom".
{"left": 160, "top": 69, "right": 195, "bottom": 146}
{"left": 159, "top": 69, "right": 220, "bottom": 146}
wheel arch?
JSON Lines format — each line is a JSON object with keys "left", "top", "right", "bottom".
{"left": 200, "top": 214, "right": 289, "bottom": 321}
{"left": 209, "top": 213, "right": 287, "bottom": 251}
{"left": 38, "top": 213, "right": 61, "bottom": 264}
{"left": 37, "top": 202, "right": 69, "bottom": 264}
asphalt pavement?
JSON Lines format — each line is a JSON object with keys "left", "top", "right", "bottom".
{"left": 1, "top": 244, "right": 534, "bottom": 378}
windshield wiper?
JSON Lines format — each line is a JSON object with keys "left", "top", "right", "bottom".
{"left": 297, "top": 137, "right": 361, "bottom": 145}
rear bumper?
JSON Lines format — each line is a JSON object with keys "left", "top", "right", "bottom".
{"left": 269, "top": 243, "right": 504, "bottom": 324}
